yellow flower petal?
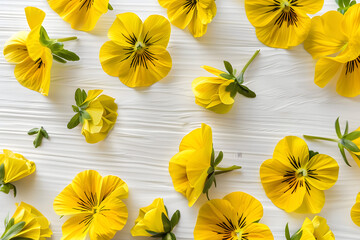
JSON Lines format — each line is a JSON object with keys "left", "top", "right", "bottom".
{"left": 142, "top": 14, "right": 171, "bottom": 48}
{"left": 61, "top": 214, "right": 90, "bottom": 240}
{"left": 192, "top": 77, "right": 225, "bottom": 100}
{"left": 160, "top": 0, "right": 195, "bottom": 30}
{"left": 292, "top": 0, "right": 324, "bottom": 15}
{"left": 273, "top": 136, "right": 309, "bottom": 170}
{"left": 242, "top": 223, "right": 274, "bottom": 240}
{"left": 3, "top": 31, "right": 29, "bottom": 63}
{"left": 304, "top": 11, "right": 348, "bottom": 59}
{"left": 1, "top": 149, "right": 36, "bottom": 183}
{"left": 188, "top": 11, "right": 208, "bottom": 38}
{"left": 197, "top": 0, "right": 217, "bottom": 25}
{"left": 314, "top": 58, "right": 343, "bottom": 88}
{"left": 48, "top": 0, "right": 108, "bottom": 31}
{"left": 342, "top": 3, "right": 360, "bottom": 39}
{"left": 201, "top": 65, "right": 226, "bottom": 77}
{"left": 336, "top": 60, "right": 360, "bottom": 97}
{"left": 305, "top": 154, "right": 339, "bottom": 191}
{"left": 295, "top": 187, "right": 325, "bottom": 214}
{"left": 25, "top": 7, "right": 45, "bottom": 29}
{"left": 83, "top": 89, "right": 103, "bottom": 103}
{"left": 219, "top": 80, "right": 235, "bottom": 105}
{"left": 260, "top": 159, "right": 306, "bottom": 212}
{"left": 311, "top": 216, "right": 335, "bottom": 239}
{"left": 351, "top": 201, "right": 360, "bottom": 227}
{"left": 245, "top": 0, "right": 283, "bottom": 28}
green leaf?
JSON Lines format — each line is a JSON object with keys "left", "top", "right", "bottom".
{"left": 72, "top": 105, "right": 79, "bottom": 112}
{"left": 210, "top": 147, "right": 215, "bottom": 167}
{"left": 343, "top": 131, "right": 360, "bottom": 141}
{"left": 53, "top": 54, "right": 67, "bottom": 63}
{"left": 53, "top": 49, "right": 80, "bottom": 61}
{"left": 220, "top": 73, "right": 234, "bottom": 80}
{"left": 341, "top": 138, "right": 360, "bottom": 152}
{"left": 146, "top": 230, "right": 166, "bottom": 238}
{"left": 309, "top": 150, "right": 319, "bottom": 159}
{"left": 223, "top": 61, "right": 233, "bottom": 75}
{"left": 291, "top": 230, "right": 303, "bottom": 240}
{"left": 214, "top": 151, "right": 224, "bottom": 167}
{"left": 203, "top": 173, "right": 215, "bottom": 199}
{"left": 67, "top": 113, "right": 80, "bottom": 129}
{"left": 170, "top": 210, "right": 180, "bottom": 230}
{"left": 49, "top": 42, "right": 64, "bottom": 52}
{"left": 207, "top": 166, "right": 214, "bottom": 175}
{"left": 33, "top": 133, "right": 43, "bottom": 148}
{"left": 0, "top": 163, "right": 5, "bottom": 181}
{"left": 5, "top": 218, "right": 14, "bottom": 233}
{"left": 338, "top": 143, "right": 351, "bottom": 167}
{"left": 237, "top": 85, "right": 256, "bottom": 98}
{"left": 344, "top": 121, "right": 349, "bottom": 135}
{"left": 108, "top": 3, "right": 113, "bottom": 10}
{"left": 285, "top": 223, "right": 291, "bottom": 240}
{"left": 162, "top": 212, "right": 171, "bottom": 233}
{"left": 81, "top": 110, "right": 91, "bottom": 120}
{"left": 81, "top": 90, "right": 87, "bottom": 102}
{"left": 27, "top": 128, "right": 39, "bottom": 135}
{"left": 0, "top": 184, "right": 10, "bottom": 194}
{"left": 4, "top": 214, "right": 9, "bottom": 228}
{"left": 75, "top": 88, "right": 83, "bottom": 106}
{"left": 335, "top": 117, "right": 342, "bottom": 138}
{"left": 225, "top": 82, "right": 237, "bottom": 99}
{"left": 1, "top": 221, "right": 26, "bottom": 240}
{"left": 12, "top": 184, "right": 17, "bottom": 197}
{"left": 39, "top": 27, "right": 52, "bottom": 46}
{"left": 40, "top": 127, "right": 49, "bottom": 139}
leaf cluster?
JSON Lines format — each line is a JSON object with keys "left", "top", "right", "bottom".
{"left": 28, "top": 126, "right": 49, "bottom": 148}
{"left": 146, "top": 207, "right": 180, "bottom": 240}
{"left": 0, "top": 164, "right": 16, "bottom": 197}
{"left": 0, "top": 217, "right": 29, "bottom": 240}
{"left": 336, "top": 0, "right": 356, "bottom": 14}
{"left": 67, "top": 89, "right": 92, "bottom": 129}
{"left": 203, "top": 148, "right": 224, "bottom": 200}
{"left": 40, "top": 27, "right": 80, "bottom": 63}
{"left": 285, "top": 223, "right": 303, "bottom": 240}
{"left": 220, "top": 61, "right": 256, "bottom": 99}
{"left": 335, "top": 117, "right": 360, "bottom": 166}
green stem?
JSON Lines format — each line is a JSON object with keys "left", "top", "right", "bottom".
{"left": 240, "top": 49, "right": 260, "bottom": 74}
{"left": 56, "top": 37, "right": 78, "bottom": 42}
{"left": 215, "top": 165, "right": 241, "bottom": 175}
{"left": 303, "top": 135, "right": 338, "bottom": 143}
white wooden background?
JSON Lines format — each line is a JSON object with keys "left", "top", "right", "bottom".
{"left": 0, "top": 0, "right": 359, "bottom": 239}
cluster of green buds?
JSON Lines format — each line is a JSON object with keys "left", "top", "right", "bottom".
{"left": 0, "top": 164, "right": 16, "bottom": 197}
{"left": 221, "top": 49, "right": 260, "bottom": 99}
{"left": 285, "top": 223, "right": 303, "bottom": 240}
{"left": 304, "top": 117, "right": 360, "bottom": 167}
{"left": 147, "top": 208, "right": 180, "bottom": 240}
{"left": 67, "top": 89, "right": 92, "bottom": 129}
{"left": 40, "top": 27, "right": 79, "bottom": 63}
{"left": 203, "top": 148, "right": 242, "bottom": 199}
{"left": 28, "top": 126, "right": 49, "bottom": 148}
{"left": 0, "top": 217, "right": 25, "bottom": 240}
{"left": 336, "top": 0, "right": 357, "bottom": 14}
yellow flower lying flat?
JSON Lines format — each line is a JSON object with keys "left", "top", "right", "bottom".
{"left": 100, "top": 13, "right": 172, "bottom": 88}
{"left": 169, "top": 123, "right": 241, "bottom": 207}
{"left": 1, "top": 202, "right": 52, "bottom": 239}
{"left": 67, "top": 89, "right": 118, "bottom": 144}
{"left": 260, "top": 136, "right": 339, "bottom": 214}
{"left": 304, "top": 3, "right": 360, "bottom": 97}
{"left": 131, "top": 198, "right": 180, "bottom": 239}
{"left": 48, "top": 0, "right": 110, "bottom": 31}
{"left": 0, "top": 149, "right": 35, "bottom": 197}
{"left": 192, "top": 50, "right": 260, "bottom": 114}
{"left": 3, "top": 7, "right": 79, "bottom": 96}
{"left": 53, "top": 170, "right": 128, "bottom": 240}
{"left": 158, "top": 0, "right": 216, "bottom": 38}
{"left": 194, "top": 192, "right": 274, "bottom": 240}
{"left": 245, "top": 0, "right": 324, "bottom": 49}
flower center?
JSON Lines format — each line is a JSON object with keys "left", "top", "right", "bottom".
{"left": 296, "top": 168, "right": 308, "bottom": 178}
{"left": 235, "top": 229, "right": 243, "bottom": 240}
{"left": 281, "top": 1, "right": 291, "bottom": 12}
{"left": 135, "top": 42, "right": 145, "bottom": 52}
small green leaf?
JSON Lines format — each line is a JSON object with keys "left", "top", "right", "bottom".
{"left": 72, "top": 105, "right": 79, "bottom": 112}
{"left": 220, "top": 73, "right": 234, "bottom": 80}
{"left": 53, "top": 49, "right": 80, "bottom": 61}
{"left": 344, "top": 121, "right": 349, "bottom": 135}
{"left": 33, "top": 133, "right": 43, "bottom": 148}
{"left": 0, "top": 163, "right": 5, "bottom": 181}
{"left": 1, "top": 221, "right": 26, "bottom": 240}
{"left": 81, "top": 90, "right": 87, "bottom": 102}
{"left": 27, "top": 128, "right": 39, "bottom": 135}
{"left": 335, "top": 117, "right": 342, "bottom": 138}
{"left": 210, "top": 147, "right": 215, "bottom": 167}
{"left": 5, "top": 218, "right": 14, "bottom": 232}
{"left": 223, "top": 61, "right": 233, "bottom": 75}
{"left": 108, "top": 3, "right": 113, "bottom": 10}
{"left": 170, "top": 210, "right": 180, "bottom": 230}
{"left": 53, "top": 54, "right": 67, "bottom": 63}
{"left": 203, "top": 173, "right": 215, "bottom": 199}
{"left": 309, "top": 150, "right": 319, "bottom": 159}
{"left": 67, "top": 113, "right": 80, "bottom": 129}
{"left": 343, "top": 131, "right": 360, "bottom": 141}
{"left": 341, "top": 138, "right": 360, "bottom": 152}
{"left": 75, "top": 88, "right": 83, "bottom": 106}
{"left": 4, "top": 214, "right": 9, "bottom": 228}
{"left": 39, "top": 27, "right": 52, "bottom": 46}
{"left": 49, "top": 42, "right": 64, "bottom": 52}
{"left": 81, "top": 110, "right": 91, "bottom": 120}
{"left": 40, "top": 127, "right": 49, "bottom": 139}
{"left": 285, "top": 223, "right": 291, "bottom": 240}
{"left": 162, "top": 213, "right": 171, "bottom": 233}
{"left": 291, "top": 230, "right": 303, "bottom": 240}
{"left": 11, "top": 238, "right": 33, "bottom": 240}
{"left": 338, "top": 143, "right": 351, "bottom": 167}
{"left": 237, "top": 85, "right": 256, "bottom": 98}
{"left": 214, "top": 151, "right": 224, "bottom": 166}
{"left": 207, "top": 166, "right": 214, "bottom": 175}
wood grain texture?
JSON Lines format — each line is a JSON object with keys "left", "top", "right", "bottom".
{"left": 0, "top": 0, "right": 359, "bottom": 239}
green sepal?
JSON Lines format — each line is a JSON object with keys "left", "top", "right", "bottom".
{"left": 162, "top": 232, "right": 176, "bottom": 240}
{"left": 291, "top": 230, "right": 303, "bottom": 240}
{"left": 4, "top": 215, "right": 9, "bottom": 229}
{"left": 237, "top": 85, "right": 256, "bottom": 98}
{"left": 338, "top": 143, "right": 351, "bottom": 167}
{"left": 72, "top": 105, "right": 79, "bottom": 112}
{"left": 285, "top": 223, "right": 291, "bottom": 240}
{"left": 53, "top": 55, "right": 67, "bottom": 63}
{"left": 343, "top": 131, "right": 360, "bottom": 141}
{"left": 39, "top": 27, "right": 52, "bottom": 46}
{"left": 203, "top": 173, "right": 215, "bottom": 200}
{"left": 210, "top": 147, "right": 215, "bottom": 167}
{"left": 49, "top": 42, "right": 64, "bottom": 52}
{"left": 0, "top": 183, "right": 17, "bottom": 197}
{"left": 11, "top": 238, "right": 33, "bottom": 240}
{"left": 170, "top": 210, "right": 180, "bottom": 231}
{"left": 340, "top": 138, "right": 360, "bottom": 153}
{"left": 67, "top": 113, "right": 80, "bottom": 129}
{"left": 146, "top": 230, "right": 166, "bottom": 238}
{"left": 220, "top": 73, "right": 234, "bottom": 80}
{"left": 214, "top": 151, "right": 224, "bottom": 166}
{"left": 108, "top": 3, "right": 113, "bottom": 10}
{"left": 53, "top": 49, "right": 80, "bottom": 62}
{"left": 335, "top": 117, "right": 342, "bottom": 138}
{"left": 344, "top": 121, "right": 349, "bottom": 135}
{"left": 336, "top": 0, "right": 356, "bottom": 14}
{"left": 4, "top": 218, "right": 14, "bottom": 233}
{"left": 309, "top": 150, "right": 319, "bottom": 159}
{"left": 27, "top": 128, "right": 39, "bottom": 135}
{"left": 1, "top": 221, "right": 25, "bottom": 240}
{"left": 161, "top": 213, "right": 171, "bottom": 233}
{"left": 223, "top": 61, "right": 233, "bottom": 75}
{"left": 0, "top": 163, "right": 5, "bottom": 181}
{"left": 225, "top": 82, "right": 238, "bottom": 99}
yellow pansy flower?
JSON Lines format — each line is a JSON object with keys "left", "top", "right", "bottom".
{"left": 304, "top": 3, "right": 360, "bottom": 97}
{"left": 194, "top": 191, "right": 274, "bottom": 240}
{"left": 260, "top": 136, "right": 339, "bottom": 214}
{"left": 169, "top": 123, "right": 241, "bottom": 207}
{"left": 53, "top": 170, "right": 128, "bottom": 240}
{"left": 192, "top": 50, "right": 260, "bottom": 114}
{"left": 351, "top": 193, "right": 360, "bottom": 227}
{"left": 68, "top": 89, "right": 118, "bottom": 144}
{"left": 245, "top": 0, "right": 324, "bottom": 49}
{"left": 300, "top": 216, "right": 335, "bottom": 239}
{"left": 48, "top": 0, "right": 110, "bottom": 31}
{"left": 100, "top": 13, "right": 172, "bottom": 88}
{"left": 0, "top": 149, "right": 35, "bottom": 197}
{"left": 158, "top": 0, "right": 217, "bottom": 38}
{"left": 3, "top": 7, "right": 79, "bottom": 96}
{"left": 131, "top": 198, "right": 180, "bottom": 239}
{"left": 1, "top": 202, "right": 52, "bottom": 239}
